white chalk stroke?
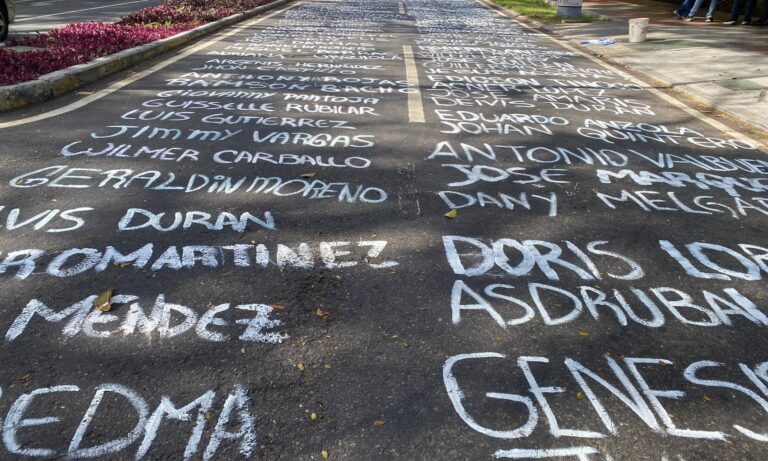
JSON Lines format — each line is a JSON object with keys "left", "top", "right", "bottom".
{"left": 1, "top": 382, "right": 256, "bottom": 459}
{"left": 5, "top": 294, "right": 288, "bottom": 343}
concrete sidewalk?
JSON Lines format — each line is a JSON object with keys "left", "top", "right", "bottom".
{"left": 546, "top": 0, "right": 768, "bottom": 132}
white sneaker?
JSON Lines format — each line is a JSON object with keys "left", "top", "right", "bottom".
{"left": 723, "top": 20, "right": 736, "bottom": 24}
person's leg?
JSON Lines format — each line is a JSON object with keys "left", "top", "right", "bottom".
{"left": 705, "top": 0, "right": 718, "bottom": 18}
{"left": 744, "top": 0, "right": 757, "bottom": 21}
{"left": 728, "top": 0, "right": 743, "bottom": 21}
{"left": 686, "top": 0, "right": 706, "bottom": 17}
{"left": 676, "top": 0, "right": 695, "bottom": 16}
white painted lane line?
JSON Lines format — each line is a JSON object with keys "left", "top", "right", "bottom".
{"left": 0, "top": 2, "right": 302, "bottom": 130}
{"left": 472, "top": 0, "right": 765, "bottom": 151}
{"left": 16, "top": 0, "right": 156, "bottom": 22}
{"left": 403, "top": 45, "right": 425, "bottom": 123}
{"left": 495, "top": 447, "right": 599, "bottom": 459}
{"left": 399, "top": 1, "right": 406, "bottom": 14}
{"left": 494, "top": 447, "right": 600, "bottom": 461}
{"left": 16, "top": 0, "right": 72, "bottom": 4}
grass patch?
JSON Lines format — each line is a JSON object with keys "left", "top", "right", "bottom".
{"left": 492, "top": 0, "right": 605, "bottom": 23}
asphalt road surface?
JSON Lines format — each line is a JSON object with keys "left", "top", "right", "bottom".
{"left": 1, "top": 0, "right": 768, "bottom": 459}
{"left": 8, "top": 0, "right": 164, "bottom": 38}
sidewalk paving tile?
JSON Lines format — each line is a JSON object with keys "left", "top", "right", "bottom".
{"left": 544, "top": 0, "right": 768, "bottom": 131}
{"left": 714, "top": 79, "right": 766, "bottom": 91}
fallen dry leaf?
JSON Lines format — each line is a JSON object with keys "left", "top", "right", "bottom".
{"left": 703, "top": 395, "right": 712, "bottom": 402}
{"left": 324, "top": 363, "right": 332, "bottom": 369}
{"left": 316, "top": 308, "right": 330, "bottom": 319}
{"left": 373, "top": 419, "right": 385, "bottom": 427}
{"left": 400, "top": 341, "right": 409, "bottom": 348}
{"left": 576, "top": 391, "right": 584, "bottom": 400}
{"left": 94, "top": 289, "right": 113, "bottom": 312}
{"left": 444, "top": 209, "right": 458, "bottom": 219}
{"left": 205, "top": 412, "right": 212, "bottom": 421}
{"left": 310, "top": 412, "right": 317, "bottom": 421}
{"left": 302, "top": 172, "right": 316, "bottom": 178}
{"left": 271, "top": 304, "right": 286, "bottom": 310}
{"left": 578, "top": 331, "right": 589, "bottom": 337}
{"left": 240, "top": 348, "right": 246, "bottom": 354}
{"left": 19, "top": 373, "right": 32, "bottom": 382}
{"left": 297, "top": 363, "right": 305, "bottom": 371}
{"left": 321, "top": 450, "right": 329, "bottom": 460}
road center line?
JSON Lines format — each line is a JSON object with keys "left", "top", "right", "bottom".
{"left": 16, "top": 0, "right": 156, "bottom": 22}
{"left": 403, "top": 45, "right": 425, "bottom": 123}
{"left": 0, "top": 1, "right": 301, "bottom": 130}
{"left": 495, "top": 447, "right": 600, "bottom": 459}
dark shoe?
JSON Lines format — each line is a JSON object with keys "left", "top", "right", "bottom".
{"left": 705, "top": 17, "right": 713, "bottom": 22}
{"left": 673, "top": 10, "right": 683, "bottom": 18}
{"left": 684, "top": 16, "right": 694, "bottom": 21}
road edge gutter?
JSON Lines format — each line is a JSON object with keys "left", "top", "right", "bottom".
{"left": 0, "top": 0, "right": 292, "bottom": 112}
{"left": 477, "top": 0, "right": 768, "bottom": 141}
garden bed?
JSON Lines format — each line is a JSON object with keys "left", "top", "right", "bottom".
{"left": 492, "top": 0, "right": 605, "bottom": 23}
{"left": 0, "top": 0, "right": 271, "bottom": 86}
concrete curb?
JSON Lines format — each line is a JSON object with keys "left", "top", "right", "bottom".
{"left": 479, "top": 0, "right": 768, "bottom": 139}
{"left": 0, "top": 0, "right": 292, "bottom": 112}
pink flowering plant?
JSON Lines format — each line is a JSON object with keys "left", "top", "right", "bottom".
{"left": 0, "top": 0, "right": 271, "bottom": 86}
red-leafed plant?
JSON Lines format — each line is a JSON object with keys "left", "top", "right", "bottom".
{"left": 1, "top": 0, "right": 272, "bottom": 86}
